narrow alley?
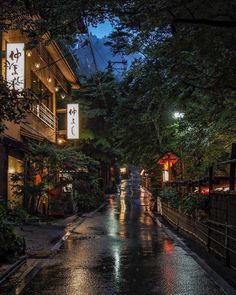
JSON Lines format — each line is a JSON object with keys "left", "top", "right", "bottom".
{"left": 22, "top": 173, "right": 223, "bottom": 295}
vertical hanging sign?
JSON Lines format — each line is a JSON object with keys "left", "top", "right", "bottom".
{"left": 67, "top": 103, "right": 79, "bottom": 139}
{"left": 6, "top": 43, "right": 25, "bottom": 90}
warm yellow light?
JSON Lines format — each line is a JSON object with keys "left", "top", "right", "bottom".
{"left": 55, "top": 86, "right": 59, "bottom": 92}
{"left": 47, "top": 77, "right": 52, "bottom": 83}
{"left": 8, "top": 168, "right": 15, "bottom": 174}
{"left": 163, "top": 170, "right": 169, "bottom": 182}
{"left": 26, "top": 50, "right": 32, "bottom": 57}
{"left": 35, "top": 62, "right": 40, "bottom": 69}
{"left": 61, "top": 93, "right": 66, "bottom": 99}
{"left": 120, "top": 167, "right": 127, "bottom": 173}
{"left": 58, "top": 138, "right": 63, "bottom": 144}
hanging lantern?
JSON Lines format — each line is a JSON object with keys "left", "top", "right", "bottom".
{"left": 157, "top": 152, "right": 179, "bottom": 182}
{"left": 157, "top": 153, "right": 179, "bottom": 166}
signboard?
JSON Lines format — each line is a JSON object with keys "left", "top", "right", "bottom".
{"left": 67, "top": 103, "right": 79, "bottom": 139}
{"left": 6, "top": 43, "right": 25, "bottom": 90}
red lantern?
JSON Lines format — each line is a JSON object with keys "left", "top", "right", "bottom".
{"left": 157, "top": 153, "right": 179, "bottom": 166}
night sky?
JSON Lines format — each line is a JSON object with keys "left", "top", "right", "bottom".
{"left": 89, "top": 21, "right": 113, "bottom": 38}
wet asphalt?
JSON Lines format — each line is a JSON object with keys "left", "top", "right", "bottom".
{"left": 22, "top": 174, "right": 224, "bottom": 295}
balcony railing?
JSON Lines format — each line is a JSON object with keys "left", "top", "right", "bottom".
{"left": 31, "top": 103, "right": 57, "bottom": 130}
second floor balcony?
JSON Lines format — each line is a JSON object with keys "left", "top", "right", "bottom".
{"left": 31, "top": 102, "right": 57, "bottom": 130}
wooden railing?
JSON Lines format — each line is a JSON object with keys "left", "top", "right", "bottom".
{"left": 31, "top": 103, "right": 57, "bottom": 130}
{"left": 162, "top": 202, "right": 236, "bottom": 270}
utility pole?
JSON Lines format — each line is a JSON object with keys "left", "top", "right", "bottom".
{"left": 86, "top": 35, "right": 99, "bottom": 73}
{"left": 85, "top": 32, "right": 109, "bottom": 110}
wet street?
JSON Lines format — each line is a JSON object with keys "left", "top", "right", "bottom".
{"left": 22, "top": 175, "right": 224, "bottom": 295}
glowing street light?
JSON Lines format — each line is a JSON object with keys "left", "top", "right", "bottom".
{"left": 173, "top": 112, "right": 184, "bottom": 119}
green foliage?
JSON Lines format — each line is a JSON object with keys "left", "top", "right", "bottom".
{"left": 181, "top": 193, "right": 209, "bottom": 216}
{"left": 0, "top": 204, "right": 7, "bottom": 225}
{"left": 10, "top": 73, "right": 121, "bottom": 216}
{"left": 161, "top": 187, "right": 210, "bottom": 217}
{"left": 0, "top": 225, "right": 24, "bottom": 260}
{"left": 3, "top": 1, "right": 236, "bottom": 211}
{"left": 10, "top": 142, "right": 99, "bottom": 215}
{"left": 108, "top": 0, "right": 236, "bottom": 177}
{"left": 7, "top": 207, "right": 29, "bottom": 224}
{"left": 74, "top": 168, "right": 103, "bottom": 212}
{"left": 0, "top": 77, "right": 37, "bottom": 133}
{"left": 75, "top": 191, "right": 103, "bottom": 213}
{"left": 0, "top": 205, "right": 24, "bottom": 260}
{"left": 71, "top": 73, "right": 122, "bottom": 191}
{"left": 0, "top": 1, "right": 109, "bottom": 46}
{"left": 160, "top": 187, "right": 179, "bottom": 210}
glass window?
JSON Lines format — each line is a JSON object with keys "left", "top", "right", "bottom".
{"left": 8, "top": 156, "right": 24, "bottom": 208}
{"left": 31, "top": 72, "right": 53, "bottom": 110}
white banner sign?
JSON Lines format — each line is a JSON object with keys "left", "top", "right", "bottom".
{"left": 6, "top": 43, "right": 25, "bottom": 90}
{"left": 67, "top": 103, "right": 79, "bottom": 139}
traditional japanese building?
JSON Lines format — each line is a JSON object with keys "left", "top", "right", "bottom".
{"left": 0, "top": 30, "right": 80, "bottom": 209}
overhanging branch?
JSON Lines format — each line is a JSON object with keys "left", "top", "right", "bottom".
{"left": 173, "top": 18, "right": 236, "bottom": 28}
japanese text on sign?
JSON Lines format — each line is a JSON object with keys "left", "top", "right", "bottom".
{"left": 67, "top": 103, "right": 79, "bottom": 139}
{"left": 6, "top": 43, "right": 25, "bottom": 90}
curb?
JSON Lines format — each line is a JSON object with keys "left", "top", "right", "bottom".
{"left": 14, "top": 259, "right": 44, "bottom": 295}
{"left": 148, "top": 211, "right": 236, "bottom": 295}
{"left": 0, "top": 203, "right": 107, "bottom": 293}
{"left": 52, "top": 202, "right": 106, "bottom": 252}
{"left": 0, "top": 256, "right": 27, "bottom": 285}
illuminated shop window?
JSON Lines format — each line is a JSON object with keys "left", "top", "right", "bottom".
{"left": 8, "top": 156, "right": 24, "bottom": 208}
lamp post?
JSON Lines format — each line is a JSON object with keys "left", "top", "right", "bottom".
{"left": 173, "top": 112, "right": 184, "bottom": 119}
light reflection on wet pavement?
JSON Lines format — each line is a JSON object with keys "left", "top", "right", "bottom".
{"left": 22, "top": 178, "right": 223, "bottom": 295}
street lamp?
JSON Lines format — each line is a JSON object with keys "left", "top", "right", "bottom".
{"left": 58, "top": 138, "right": 64, "bottom": 144}
{"left": 173, "top": 112, "right": 184, "bottom": 119}
{"left": 34, "top": 62, "right": 40, "bottom": 69}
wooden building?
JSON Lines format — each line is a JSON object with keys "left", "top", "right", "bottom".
{"left": 0, "top": 29, "right": 80, "bottom": 208}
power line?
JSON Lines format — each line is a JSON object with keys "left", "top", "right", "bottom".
{"left": 85, "top": 22, "right": 108, "bottom": 111}
{"left": 93, "top": 46, "right": 107, "bottom": 68}
{"left": 33, "top": 52, "right": 71, "bottom": 73}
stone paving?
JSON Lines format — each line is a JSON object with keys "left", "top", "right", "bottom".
{"left": 0, "top": 215, "right": 77, "bottom": 278}
{"left": 16, "top": 215, "right": 77, "bottom": 255}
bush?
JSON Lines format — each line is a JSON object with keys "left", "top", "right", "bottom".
{"left": 0, "top": 225, "right": 24, "bottom": 260}
{"left": 0, "top": 204, "right": 6, "bottom": 225}
{"left": 0, "top": 205, "right": 24, "bottom": 260}
{"left": 7, "top": 207, "right": 29, "bottom": 224}
{"left": 181, "top": 193, "right": 209, "bottom": 216}
{"left": 75, "top": 191, "right": 104, "bottom": 213}
{"left": 160, "top": 187, "right": 179, "bottom": 209}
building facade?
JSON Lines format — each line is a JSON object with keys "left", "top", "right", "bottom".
{"left": 0, "top": 29, "right": 80, "bottom": 209}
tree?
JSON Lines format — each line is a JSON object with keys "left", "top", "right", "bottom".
{"left": 108, "top": 0, "right": 236, "bottom": 177}
{"left": 0, "top": 78, "right": 37, "bottom": 133}
{"left": 0, "top": 1, "right": 108, "bottom": 45}
{"left": 11, "top": 142, "right": 98, "bottom": 214}
{"left": 0, "top": 0, "right": 109, "bottom": 132}
{"left": 2, "top": 0, "right": 236, "bottom": 178}
{"left": 71, "top": 72, "right": 122, "bottom": 190}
